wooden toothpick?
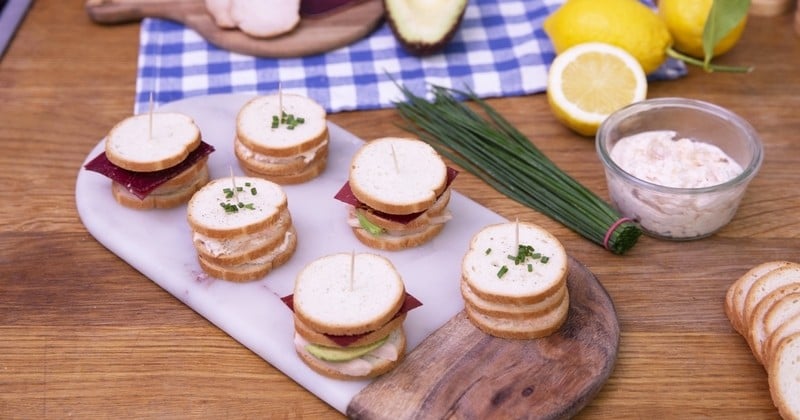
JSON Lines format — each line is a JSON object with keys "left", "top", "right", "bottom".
{"left": 390, "top": 144, "right": 400, "bottom": 172}
{"left": 278, "top": 82, "right": 283, "bottom": 117}
{"left": 229, "top": 166, "right": 239, "bottom": 204}
{"left": 515, "top": 218, "right": 520, "bottom": 250}
{"left": 349, "top": 250, "right": 356, "bottom": 291}
{"left": 148, "top": 91, "right": 154, "bottom": 141}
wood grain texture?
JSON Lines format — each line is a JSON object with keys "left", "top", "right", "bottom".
{"left": 1, "top": 1, "right": 800, "bottom": 418}
{"left": 84, "top": 0, "right": 385, "bottom": 58}
{"left": 348, "top": 258, "right": 619, "bottom": 420}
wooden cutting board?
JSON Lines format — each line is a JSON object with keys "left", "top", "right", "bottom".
{"left": 348, "top": 257, "right": 620, "bottom": 419}
{"left": 85, "top": 0, "right": 385, "bottom": 57}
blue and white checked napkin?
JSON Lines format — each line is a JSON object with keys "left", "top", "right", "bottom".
{"left": 134, "top": 0, "right": 686, "bottom": 114}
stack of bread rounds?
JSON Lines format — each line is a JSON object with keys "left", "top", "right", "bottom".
{"left": 461, "top": 222, "right": 570, "bottom": 340}
{"left": 234, "top": 93, "right": 328, "bottom": 184}
{"left": 724, "top": 261, "right": 800, "bottom": 419}
{"left": 289, "top": 253, "right": 420, "bottom": 380}
{"left": 187, "top": 175, "right": 297, "bottom": 282}
{"left": 85, "top": 112, "right": 214, "bottom": 209}
{"left": 337, "top": 137, "right": 455, "bottom": 251}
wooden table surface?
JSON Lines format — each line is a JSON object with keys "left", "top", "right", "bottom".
{"left": 2, "top": 2, "right": 799, "bottom": 418}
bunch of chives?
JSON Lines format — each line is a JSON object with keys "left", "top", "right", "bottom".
{"left": 393, "top": 84, "right": 641, "bottom": 255}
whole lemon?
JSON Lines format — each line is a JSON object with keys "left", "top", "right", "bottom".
{"left": 659, "top": 0, "right": 747, "bottom": 59}
{"left": 543, "top": 0, "right": 672, "bottom": 74}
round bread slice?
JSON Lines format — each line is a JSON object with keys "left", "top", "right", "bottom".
{"left": 743, "top": 264, "right": 800, "bottom": 332}
{"left": 461, "top": 279, "right": 566, "bottom": 320}
{"left": 762, "top": 294, "right": 800, "bottom": 366}
{"left": 764, "top": 313, "right": 800, "bottom": 368}
{"left": 461, "top": 222, "right": 568, "bottom": 305}
{"left": 236, "top": 93, "right": 328, "bottom": 158}
{"left": 111, "top": 160, "right": 209, "bottom": 209}
{"left": 187, "top": 176, "right": 288, "bottom": 238}
{"left": 357, "top": 188, "right": 453, "bottom": 233}
{"left": 294, "top": 313, "right": 407, "bottom": 348}
{"left": 294, "top": 327, "right": 406, "bottom": 380}
{"left": 351, "top": 222, "right": 445, "bottom": 251}
{"left": 348, "top": 137, "right": 448, "bottom": 215}
{"left": 464, "top": 289, "right": 570, "bottom": 340}
{"left": 105, "top": 112, "right": 202, "bottom": 172}
{"left": 767, "top": 332, "right": 800, "bottom": 420}
{"left": 749, "top": 285, "right": 800, "bottom": 364}
{"left": 726, "top": 261, "right": 796, "bottom": 335}
{"left": 293, "top": 253, "right": 405, "bottom": 336}
{"left": 193, "top": 207, "right": 292, "bottom": 265}
{"left": 197, "top": 227, "right": 297, "bottom": 282}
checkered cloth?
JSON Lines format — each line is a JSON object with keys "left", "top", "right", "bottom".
{"left": 134, "top": 0, "right": 686, "bottom": 114}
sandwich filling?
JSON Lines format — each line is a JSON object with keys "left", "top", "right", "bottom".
{"left": 193, "top": 210, "right": 292, "bottom": 258}
{"left": 294, "top": 329, "right": 403, "bottom": 377}
{"left": 235, "top": 137, "right": 328, "bottom": 165}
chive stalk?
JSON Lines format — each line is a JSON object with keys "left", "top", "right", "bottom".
{"left": 392, "top": 84, "right": 641, "bottom": 254}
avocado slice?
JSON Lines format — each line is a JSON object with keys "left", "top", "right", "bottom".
{"left": 384, "top": 0, "right": 468, "bottom": 56}
{"left": 306, "top": 335, "right": 389, "bottom": 362}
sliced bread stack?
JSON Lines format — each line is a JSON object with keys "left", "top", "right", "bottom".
{"left": 724, "top": 261, "right": 800, "bottom": 420}
{"left": 187, "top": 175, "right": 297, "bottom": 282}
{"left": 234, "top": 93, "right": 328, "bottom": 184}
{"left": 460, "top": 222, "right": 570, "bottom": 340}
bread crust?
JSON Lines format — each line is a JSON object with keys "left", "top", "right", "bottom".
{"left": 234, "top": 136, "right": 328, "bottom": 175}
{"left": 748, "top": 286, "right": 800, "bottom": 364}
{"left": 764, "top": 313, "right": 800, "bottom": 368}
{"left": 235, "top": 94, "right": 328, "bottom": 158}
{"left": 294, "top": 313, "right": 407, "bottom": 348}
{"left": 352, "top": 222, "right": 445, "bottom": 251}
{"left": 464, "top": 289, "right": 570, "bottom": 340}
{"left": 197, "top": 227, "right": 297, "bottom": 282}
{"left": 743, "top": 264, "right": 800, "bottom": 332}
{"left": 348, "top": 137, "right": 448, "bottom": 215}
{"left": 187, "top": 177, "right": 289, "bottom": 238}
{"left": 111, "top": 161, "right": 209, "bottom": 209}
{"left": 295, "top": 329, "right": 406, "bottom": 380}
{"left": 105, "top": 112, "right": 202, "bottom": 172}
{"left": 240, "top": 151, "right": 328, "bottom": 185}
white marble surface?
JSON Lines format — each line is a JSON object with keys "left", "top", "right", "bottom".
{"left": 75, "top": 93, "right": 505, "bottom": 413}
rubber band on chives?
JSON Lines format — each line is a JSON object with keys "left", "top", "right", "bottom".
{"left": 604, "top": 217, "right": 634, "bottom": 251}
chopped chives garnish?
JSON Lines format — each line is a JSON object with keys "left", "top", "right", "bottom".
{"left": 485, "top": 248, "right": 491, "bottom": 255}
{"left": 497, "top": 266, "right": 508, "bottom": 278}
{"left": 527, "top": 264, "right": 533, "bottom": 272}
{"left": 251, "top": 187, "right": 257, "bottom": 195}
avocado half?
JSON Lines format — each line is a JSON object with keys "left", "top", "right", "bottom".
{"left": 384, "top": 0, "right": 469, "bottom": 56}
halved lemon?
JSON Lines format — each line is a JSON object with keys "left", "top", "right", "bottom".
{"left": 546, "top": 42, "right": 647, "bottom": 137}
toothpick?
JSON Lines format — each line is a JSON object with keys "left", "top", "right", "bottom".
{"left": 514, "top": 218, "right": 520, "bottom": 250}
{"left": 390, "top": 144, "right": 400, "bottom": 172}
{"left": 278, "top": 82, "right": 283, "bottom": 117}
{"left": 148, "top": 91, "right": 154, "bottom": 141}
{"left": 349, "top": 250, "right": 355, "bottom": 291}
{"left": 229, "top": 166, "right": 240, "bottom": 204}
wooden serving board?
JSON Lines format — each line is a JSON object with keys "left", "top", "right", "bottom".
{"left": 85, "top": 0, "right": 385, "bottom": 57}
{"left": 349, "top": 257, "right": 620, "bottom": 419}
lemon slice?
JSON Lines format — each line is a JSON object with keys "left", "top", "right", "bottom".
{"left": 546, "top": 42, "right": 647, "bottom": 137}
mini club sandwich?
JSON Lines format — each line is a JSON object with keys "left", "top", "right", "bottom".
{"left": 84, "top": 112, "right": 214, "bottom": 209}
{"left": 234, "top": 93, "right": 329, "bottom": 184}
{"left": 334, "top": 137, "right": 457, "bottom": 250}
{"left": 461, "top": 222, "right": 570, "bottom": 340}
{"left": 282, "top": 253, "right": 422, "bottom": 380}
{"left": 187, "top": 175, "right": 297, "bottom": 282}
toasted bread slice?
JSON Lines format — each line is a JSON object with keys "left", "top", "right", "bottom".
{"left": 351, "top": 222, "right": 445, "bottom": 251}
{"left": 749, "top": 286, "right": 800, "bottom": 364}
{"left": 461, "top": 222, "right": 568, "bottom": 305}
{"left": 294, "top": 328, "right": 406, "bottom": 380}
{"left": 348, "top": 137, "right": 448, "bottom": 215}
{"left": 726, "top": 261, "right": 795, "bottom": 335}
{"left": 238, "top": 140, "right": 328, "bottom": 185}
{"left": 764, "top": 313, "right": 800, "bottom": 369}
{"left": 762, "top": 294, "right": 800, "bottom": 367}
{"left": 743, "top": 264, "right": 800, "bottom": 333}
{"left": 111, "top": 159, "right": 209, "bottom": 209}
{"left": 293, "top": 253, "right": 405, "bottom": 336}
{"left": 354, "top": 188, "right": 453, "bottom": 233}
{"left": 197, "top": 227, "right": 297, "bottom": 282}
{"left": 464, "top": 289, "right": 569, "bottom": 340}
{"left": 193, "top": 207, "right": 292, "bottom": 265}
{"left": 234, "top": 135, "right": 328, "bottom": 175}
{"left": 294, "top": 313, "right": 407, "bottom": 349}
{"left": 236, "top": 94, "right": 328, "bottom": 158}
{"left": 767, "top": 332, "right": 800, "bottom": 420}
{"left": 187, "top": 176, "right": 288, "bottom": 238}
{"left": 105, "top": 112, "right": 202, "bottom": 172}
{"left": 461, "top": 279, "right": 566, "bottom": 320}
